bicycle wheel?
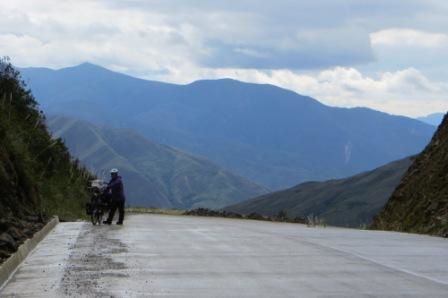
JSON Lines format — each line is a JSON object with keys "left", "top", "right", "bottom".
{"left": 91, "top": 209, "right": 98, "bottom": 225}
{"left": 96, "top": 209, "right": 103, "bottom": 225}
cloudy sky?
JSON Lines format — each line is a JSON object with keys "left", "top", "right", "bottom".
{"left": 1, "top": 0, "right": 447, "bottom": 117}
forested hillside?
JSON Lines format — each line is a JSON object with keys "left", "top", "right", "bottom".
{"left": 0, "top": 59, "right": 92, "bottom": 263}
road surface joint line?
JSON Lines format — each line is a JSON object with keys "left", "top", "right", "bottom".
{"left": 281, "top": 232, "right": 448, "bottom": 287}
{"left": 321, "top": 243, "right": 448, "bottom": 287}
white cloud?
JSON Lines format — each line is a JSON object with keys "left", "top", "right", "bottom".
{"left": 0, "top": 1, "right": 207, "bottom": 76}
{"left": 0, "top": 0, "right": 390, "bottom": 70}
{"left": 1, "top": 1, "right": 447, "bottom": 72}
{"left": 156, "top": 66, "right": 447, "bottom": 118}
{"left": 371, "top": 28, "right": 448, "bottom": 48}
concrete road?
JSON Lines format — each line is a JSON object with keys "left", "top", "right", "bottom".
{"left": 1, "top": 214, "right": 448, "bottom": 297}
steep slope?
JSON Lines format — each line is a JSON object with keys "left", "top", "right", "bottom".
{"left": 48, "top": 116, "right": 268, "bottom": 209}
{"left": 0, "top": 60, "right": 91, "bottom": 263}
{"left": 21, "top": 63, "right": 435, "bottom": 189}
{"left": 417, "top": 112, "right": 445, "bottom": 126}
{"left": 226, "top": 157, "right": 413, "bottom": 227}
{"left": 372, "top": 114, "right": 448, "bottom": 236}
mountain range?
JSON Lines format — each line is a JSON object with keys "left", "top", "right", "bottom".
{"left": 225, "top": 157, "right": 413, "bottom": 227}
{"left": 22, "top": 63, "right": 435, "bottom": 189}
{"left": 47, "top": 116, "right": 267, "bottom": 209}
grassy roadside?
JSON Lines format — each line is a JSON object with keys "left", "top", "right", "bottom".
{"left": 0, "top": 58, "right": 93, "bottom": 264}
{"left": 125, "top": 207, "right": 317, "bottom": 226}
{"left": 125, "top": 207, "right": 314, "bottom": 226}
{"left": 126, "top": 207, "right": 185, "bottom": 216}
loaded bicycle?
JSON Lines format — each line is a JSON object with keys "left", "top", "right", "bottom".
{"left": 86, "top": 180, "right": 111, "bottom": 225}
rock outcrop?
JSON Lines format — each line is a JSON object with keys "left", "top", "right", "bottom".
{"left": 372, "top": 113, "right": 448, "bottom": 236}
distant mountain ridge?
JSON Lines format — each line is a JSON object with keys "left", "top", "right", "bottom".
{"left": 225, "top": 157, "right": 413, "bottom": 227}
{"left": 48, "top": 116, "right": 267, "bottom": 209}
{"left": 417, "top": 113, "right": 445, "bottom": 126}
{"left": 22, "top": 63, "right": 435, "bottom": 189}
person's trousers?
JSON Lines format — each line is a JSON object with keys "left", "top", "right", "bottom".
{"left": 107, "top": 200, "right": 125, "bottom": 223}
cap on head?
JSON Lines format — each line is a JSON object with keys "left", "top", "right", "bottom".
{"left": 110, "top": 168, "right": 119, "bottom": 174}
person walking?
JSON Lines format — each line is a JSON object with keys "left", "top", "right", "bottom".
{"left": 103, "top": 168, "right": 126, "bottom": 225}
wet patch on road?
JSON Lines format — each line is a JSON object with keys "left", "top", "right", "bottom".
{"left": 60, "top": 224, "right": 128, "bottom": 297}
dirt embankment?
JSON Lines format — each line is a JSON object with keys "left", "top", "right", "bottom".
{"left": 0, "top": 216, "right": 47, "bottom": 264}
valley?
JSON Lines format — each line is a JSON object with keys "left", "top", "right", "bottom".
{"left": 22, "top": 64, "right": 435, "bottom": 190}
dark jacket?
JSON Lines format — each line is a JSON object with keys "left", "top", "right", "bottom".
{"left": 106, "top": 175, "right": 126, "bottom": 202}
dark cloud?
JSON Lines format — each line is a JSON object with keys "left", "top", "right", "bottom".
{"left": 96, "top": 0, "right": 445, "bottom": 69}
{"left": 202, "top": 33, "right": 374, "bottom": 69}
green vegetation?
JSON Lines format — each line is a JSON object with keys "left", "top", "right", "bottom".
{"left": 372, "top": 113, "right": 448, "bottom": 237}
{"left": 126, "top": 207, "right": 184, "bottom": 216}
{"left": 306, "top": 215, "right": 326, "bottom": 227}
{"left": 184, "top": 208, "right": 306, "bottom": 224}
{"left": 0, "top": 58, "right": 92, "bottom": 222}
